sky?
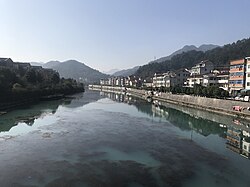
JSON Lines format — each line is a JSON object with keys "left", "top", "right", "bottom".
{"left": 0, "top": 0, "right": 250, "bottom": 72}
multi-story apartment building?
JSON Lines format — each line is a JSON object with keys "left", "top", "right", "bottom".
{"left": 229, "top": 58, "right": 246, "bottom": 95}
{"left": 175, "top": 69, "right": 190, "bottom": 86}
{"left": 244, "top": 57, "right": 250, "bottom": 90}
{"left": 242, "top": 138, "right": 250, "bottom": 158}
{"left": 202, "top": 73, "right": 229, "bottom": 91}
{"left": 153, "top": 69, "right": 189, "bottom": 88}
{"left": 152, "top": 72, "right": 177, "bottom": 88}
{"left": 186, "top": 75, "right": 204, "bottom": 87}
{"left": 186, "top": 60, "right": 216, "bottom": 88}
{"left": 189, "top": 60, "right": 214, "bottom": 76}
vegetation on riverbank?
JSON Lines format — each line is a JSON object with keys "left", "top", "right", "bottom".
{"left": 0, "top": 67, "right": 85, "bottom": 104}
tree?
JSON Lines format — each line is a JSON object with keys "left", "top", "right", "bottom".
{"left": 193, "top": 84, "right": 203, "bottom": 96}
{"left": 134, "top": 37, "right": 250, "bottom": 79}
{"left": 25, "top": 69, "right": 37, "bottom": 83}
{"left": 52, "top": 73, "right": 60, "bottom": 84}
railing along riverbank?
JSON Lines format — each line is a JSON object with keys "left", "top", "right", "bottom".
{"left": 89, "top": 85, "right": 250, "bottom": 120}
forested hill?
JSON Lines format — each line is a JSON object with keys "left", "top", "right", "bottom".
{"left": 134, "top": 38, "right": 250, "bottom": 79}
{"left": 43, "top": 60, "right": 109, "bottom": 84}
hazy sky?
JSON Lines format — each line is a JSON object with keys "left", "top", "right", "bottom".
{"left": 0, "top": 0, "right": 250, "bottom": 72}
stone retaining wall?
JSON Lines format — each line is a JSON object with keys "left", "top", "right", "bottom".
{"left": 155, "top": 92, "right": 250, "bottom": 120}
{"left": 89, "top": 85, "right": 250, "bottom": 120}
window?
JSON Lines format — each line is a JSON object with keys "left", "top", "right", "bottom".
{"left": 247, "top": 82, "right": 250, "bottom": 86}
{"left": 236, "top": 80, "right": 243, "bottom": 84}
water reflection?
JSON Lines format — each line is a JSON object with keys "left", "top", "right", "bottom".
{"left": 1, "top": 90, "right": 250, "bottom": 187}
{"left": 0, "top": 100, "right": 63, "bottom": 132}
{"left": 0, "top": 91, "right": 102, "bottom": 135}
{"left": 102, "top": 91, "right": 250, "bottom": 160}
{"left": 226, "top": 125, "right": 250, "bottom": 159}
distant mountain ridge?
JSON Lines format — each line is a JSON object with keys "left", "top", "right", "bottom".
{"left": 134, "top": 38, "right": 250, "bottom": 78}
{"left": 152, "top": 44, "right": 219, "bottom": 63}
{"left": 42, "top": 60, "right": 109, "bottom": 84}
{"left": 19, "top": 44, "right": 219, "bottom": 82}
{"left": 112, "top": 66, "right": 140, "bottom": 77}
{"left": 103, "top": 69, "right": 121, "bottom": 75}
{"left": 43, "top": 61, "right": 61, "bottom": 68}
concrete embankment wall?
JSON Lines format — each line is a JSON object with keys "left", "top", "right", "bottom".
{"left": 154, "top": 92, "right": 250, "bottom": 120}
{"left": 131, "top": 88, "right": 250, "bottom": 119}
{"left": 89, "top": 85, "right": 250, "bottom": 120}
{"left": 89, "top": 85, "right": 126, "bottom": 93}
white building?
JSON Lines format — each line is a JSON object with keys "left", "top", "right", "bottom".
{"left": 189, "top": 60, "right": 214, "bottom": 76}
{"left": 244, "top": 57, "right": 250, "bottom": 89}
{"left": 203, "top": 73, "right": 229, "bottom": 91}
{"left": 243, "top": 130, "right": 250, "bottom": 137}
{"left": 186, "top": 64, "right": 229, "bottom": 90}
{"left": 153, "top": 72, "right": 177, "bottom": 88}
{"left": 242, "top": 139, "right": 250, "bottom": 157}
{"left": 186, "top": 75, "right": 204, "bottom": 87}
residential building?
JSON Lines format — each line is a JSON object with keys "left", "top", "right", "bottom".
{"left": 0, "top": 58, "right": 14, "bottom": 69}
{"left": 189, "top": 60, "right": 214, "bottom": 76}
{"left": 244, "top": 57, "right": 250, "bottom": 90}
{"left": 152, "top": 71, "right": 177, "bottom": 88}
{"left": 186, "top": 75, "right": 204, "bottom": 87}
{"left": 100, "top": 79, "right": 105, "bottom": 85}
{"left": 126, "top": 76, "right": 142, "bottom": 87}
{"left": 108, "top": 77, "right": 116, "bottom": 86}
{"left": 216, "top": 74, "right": 229, "bottom": 91}
{"left": 243, "top": 130, "right": 250, "bottom": 137}
{"left": 229, "top": 58, "right": 246, "bottom": 95}
{"left": 100, "top": 77, "right": 129, "bottom": 87}
{"left": 202, "top": 73, "right": 229, "bottom": 91}
{"left": 186, "top": 60, "right": 218, "bottom": 88}
{"left": 175, "top": 69, "right": 190, "bottom": 86}
{"left": 114, "top": 77, "right": 126, "bottom": 86}
{"left": 143, "top": 82, "right": 153, "bottom": 88}
{"left": 14, "top": 62, "right": 31, "bottom": 70}
{"left": 242, "top": 139, "right": 250, "bottom": 158}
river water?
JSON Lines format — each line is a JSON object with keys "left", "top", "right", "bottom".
{"left": 0, "top": 90, "right": 249, "bottom": 187}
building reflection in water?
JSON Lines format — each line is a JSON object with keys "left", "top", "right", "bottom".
{"left": 226, "top": 121, "right": 250, "bottom": 159}
{"left": 101, "top": 91, "right": 250, "bottom": 160}
{"left": 100, "top": 92, "right": 132, "bottom": 104}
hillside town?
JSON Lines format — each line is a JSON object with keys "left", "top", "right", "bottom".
{"left": 99, "top": 57, "right": 250, "bottom": 97}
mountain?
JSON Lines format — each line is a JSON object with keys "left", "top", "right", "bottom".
{"left": 43, "top": 60, "right": 109, "bottom": 84}
{"left": 152, "top": 44, "right": 219, "bottom": 63}
{"left": 112, "top": 66, "right": 140, "bottom": 77}
{"left": 198, "top": 44, "right": 219, "bottom": 52}
{"left": 134, "top": 38, "right": 250, "bottom": 79}
{"left": 43, "top": 61, "right": 61, "bottom": 68}
{"left": 29, "top": 62, "right": 44, "bottom": 66}
{"left": 104, "top": 69, "right": 120, "bottom": 75}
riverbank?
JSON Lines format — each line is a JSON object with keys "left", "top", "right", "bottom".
{"left": 0, "top": 88, "right": 85, "bottom": 115}
{"left": 89, "top": 85, "right": 250, "bottom": 120}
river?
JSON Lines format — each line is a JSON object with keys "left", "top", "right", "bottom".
{"left": 0, "top": 90, "right": 249, "bottom": 187}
